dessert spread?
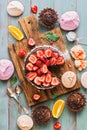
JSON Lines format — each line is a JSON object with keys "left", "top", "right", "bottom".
{"left": 24, "top": 46, "right": 65, "bottom": 89}
{"left": 7, "top": 1, "right": 24, "bottom": 17}
{"left": 17, "top": 115, "right": 33, "bottom": 130}
{"left": 67, "top": 92, "right": 86, "bottom": 112}
{"left": 70, "top": 45, "right": 86, "bottom": 60}
{"left": 74, "top": 60, "right": 87, "bottom": 71}
{"left": 32, "top": 106, "right": 52, "bottom": 124}
{"left": 0, "top": 59, "right": 14, "bottom": 80}
{"left": 66, "top": 31, "right": 77, "bottom": 42}
{"left": 39, "top": 8, "right": 58, "bottom": 28}
{"left": 59, "top": 11, "right": 80, "bottom": 30}
{"left": 61, "top": 71, "right": 76, "bottom": 88}
{"left": 81, "top": 72, "right": 87, "bottom": 89}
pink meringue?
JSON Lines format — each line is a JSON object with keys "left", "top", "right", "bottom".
{"left": 0, "top": 59, "right": 14, "bottom": 80}
{"left": 59, "top": 11, "right": 80, "bottom": 30}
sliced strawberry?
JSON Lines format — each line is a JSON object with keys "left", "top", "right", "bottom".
{"left": 40, "top": 57, "right": 46, "bottom": 63}
{"left": 26, "top": 72, "right": 37, "bottom": 81}
{"left": 39, "top": 75, "right": 45, "bottom": 82}
{"left": 37, "top": 69, "right": 42, "bottom": 76}
{"left": 57, "top": 56, "right": 65, "bottom": 65}
{"left": 50, "top": 57, "right": 57, "bottom": 65}
{"left": 44, "top": 49, "right": 52, "bottom": 58}
{"left": 36, "top": 60, "right": 43, "bottom": 67}
{"left": 51, "top": 77, "right": 60, "bottom": 86}
{"left": 34, "top": 76, "right": 41, "bottom": 86}
{"left": 45, "top": 73, "right": 52, "bottom": 83}
{"left": 33, "top": 66, "right": 38, "bottom": 71}
{"left": 52, "top": 52, "right": 59, "bottom": 58}
{"left": 33, "top": 94, "right": 40, "bottom": 101}
{"left": 45, "top": 59, "right": 50, "bottom": 66}
{"left": 43, "top": 82, "right": 50, "bottom": 87}
{"left": 26, "top": 62, "right": 33, "bottom": 71}
{"left": 48, "top": 70, "right": 52, "bottom": 75}
{"left": 28, "top": 38, "right": 36, "bottom": 46}
{"left": 31, "top": 5, "right": 38, "bottom": 14}
{"left": 41, "top": 64, "right": 48, "bottom": 74}
{"left": 28, "top": 54, "right": 37, "bottom": 64}
{"left": 36, "top": 50, "right": 44, "bottom": 58}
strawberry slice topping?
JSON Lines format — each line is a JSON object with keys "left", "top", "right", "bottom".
{"left": 28, "top": 54, "right": 37, "bottom": 64}
{"left": 51, "top": 77, "right": 60, "bottom": 86}
{"left": 36, "top": 50, "right": 44, "bottom": 58}
{"left": 50, "top": 57, "right": 57, "bottom": 65}
{"left": 33, "top": 66, "right": 38, "bottom": 71}
{"left": 52, "top": 52, "right": 59, "bottom": 58}
{"left": 39, "top": 75, "right": 45, "bottom": 82}
{"left": 45, "top": 73, "right": 52, "bottom": 83}
{"left": 57, "top": 56, "right": 65, "bottom": 65}
{"left": 26, "top": 72, "right": 37, "bottom": 81}
{"left": 34, "top": 76, "right": 41, "bottom": 86}
{"left": 26, "top": 62, "right": 33, "bottom": 71}
{"left": 36, "top": 60, "right": 43, "bottom": 67}
{"left": 44, "top": 49, "right": 52, "bottom": 58}
{"left": 41, "top": 64, "right": 48, "bottom": 74}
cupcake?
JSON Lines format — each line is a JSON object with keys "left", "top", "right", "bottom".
{"left": 67, "top": 92, "right": 86, "bottom": 112}
{"left": 32, "top": 106, "right": 52, "bottom": 125}
{"left": 39, "top": 8, "right": 58, "bottom": 28}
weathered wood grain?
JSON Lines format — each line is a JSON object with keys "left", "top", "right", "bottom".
{"left": 0, "top": 0, "right": 87, "bottom": 130}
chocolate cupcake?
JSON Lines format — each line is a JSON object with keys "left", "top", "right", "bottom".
{"left": 67, "top": 92, "right": 86, "bottom": 112}
{"left": 39, "top": 8, "right": 58, "bottom": 28}
{"left": 32, "top": 106, "right": 52, "bottom": 125}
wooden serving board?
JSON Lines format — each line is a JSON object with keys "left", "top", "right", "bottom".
{"left": 8, "top": 14, "right": 80, "bottom": 106}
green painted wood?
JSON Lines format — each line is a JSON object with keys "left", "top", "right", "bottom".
{"left": 0, "top": 0, "right": 87, "bottom": 130}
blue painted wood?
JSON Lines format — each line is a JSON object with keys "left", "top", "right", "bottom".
{"left": 0, "top": 0, "right": 87, "bottom": 130}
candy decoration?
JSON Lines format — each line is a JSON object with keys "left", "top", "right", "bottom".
{"left": 54, "top": 122, "right": 61, "bottom": 130}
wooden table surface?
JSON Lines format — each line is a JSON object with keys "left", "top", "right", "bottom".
{"left": 0, "top": 0, "right": 87, "bottom": 130}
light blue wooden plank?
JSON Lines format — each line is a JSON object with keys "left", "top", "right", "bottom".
{"left": 0, "top": 97, "right": 8, "bottom": 130}
{"left": 76, "top": 0, "right": 87, "bottom": 45}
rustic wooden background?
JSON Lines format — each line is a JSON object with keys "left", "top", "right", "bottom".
{"left": 0, "top": 0, "right": 87, "bottom": 130}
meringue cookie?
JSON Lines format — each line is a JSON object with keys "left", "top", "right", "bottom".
{"left": 66, "top": 31, "right": 77, "bottom": 42}
{"left": 81, "top": 72, "right": 87, "bottom": 89}
{"left": 0, "top": 59, "right": 14, "bottom": 80}
{"left": 59, "top": 11, "right": 80, "bottom": 30}
{"left": 7, "top": 1, "right": 24, "bottom": 17}
{"left": 17, "top": 115, "right": 33, "bottom": 130}
{"left": 61, "top": 71, "right": 76, "bottom": 88}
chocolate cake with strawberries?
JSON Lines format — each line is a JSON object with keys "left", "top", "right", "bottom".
{"left": 24, "top": 46, "right": 65, "bottom": 89}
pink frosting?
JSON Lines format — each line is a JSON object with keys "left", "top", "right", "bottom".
{"left": 59, "top": 11, "right": 80, "bottom": 30}
{"left": 0, "top": 59, "right": 14, "bottom": 80}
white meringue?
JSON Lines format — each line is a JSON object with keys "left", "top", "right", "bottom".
{"left": 7, "top": 1, "right": 24, "bottom": 17}
{"left": 17, "top": 115, "right": 33, "bottom": 130}
{"left": 59, "top": 11, "right": 80, "bottom": 30}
